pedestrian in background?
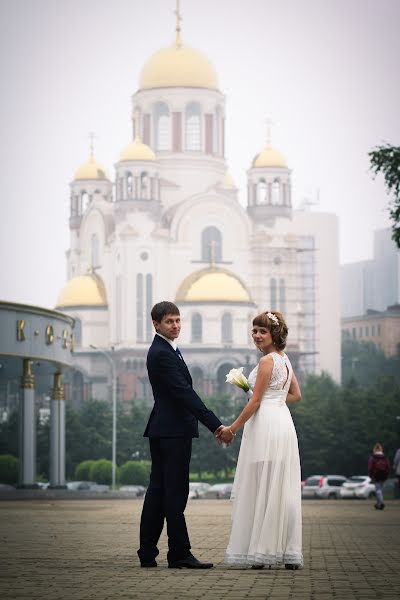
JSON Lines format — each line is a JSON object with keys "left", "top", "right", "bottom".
{"left": 368, "top": 443, "right": 390, "bottom": 510}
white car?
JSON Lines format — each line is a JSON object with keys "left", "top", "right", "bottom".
{"left": 302, "top": 475, "right": 347, "bottom": 499}
{"left": 67, "top": 481, "right": 110, "bottom": 492}
{"left": 188, "top": 482, "right": 211, "bottom": 499}
{"left": 339, "top": 476, "right": 375, "bottom": 499}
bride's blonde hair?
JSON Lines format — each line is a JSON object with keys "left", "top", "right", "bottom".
{"left": 253, "top": 311, "right": 288, "bottom": 351}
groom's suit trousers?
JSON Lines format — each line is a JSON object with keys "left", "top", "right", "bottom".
{"left": 138, "top": 436, "right": 192, "bottom": 563}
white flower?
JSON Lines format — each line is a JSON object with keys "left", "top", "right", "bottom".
{"left": 225, "top": 367, "right": 250, "bottom": 392}
{"left": 267, "top": 312, "right": 279, "bottom": 325}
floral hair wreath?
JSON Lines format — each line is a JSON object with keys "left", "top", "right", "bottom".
{"left": 266, "top": 311, "right": 279, "bottom": 325}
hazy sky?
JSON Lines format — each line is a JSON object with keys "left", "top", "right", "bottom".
{"left": 0, "top": 0, "right": 399, "bottom": 309}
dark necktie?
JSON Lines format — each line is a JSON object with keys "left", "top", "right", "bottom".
{"left": 175, "top": 347, "right": 183, "bottom": 360}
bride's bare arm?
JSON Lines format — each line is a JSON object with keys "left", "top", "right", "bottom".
{"left": 286, "top": 372, "right": 301, "bottom": 403}
{"left": 227, "top": 355, "right": 274, "bottom": 435}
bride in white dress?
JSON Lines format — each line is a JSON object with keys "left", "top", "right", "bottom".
{"left": 217, "top": 311, "right": 303, "bottom": 569}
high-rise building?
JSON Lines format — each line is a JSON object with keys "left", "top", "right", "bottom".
{"left": 341, "top": 228, "right": 400, "bottom": 318}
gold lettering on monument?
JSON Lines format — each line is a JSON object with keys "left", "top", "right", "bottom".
{"left": 62, "top": 329, "right": 69, "bottom": 349}
{"left": 45, "top": 324, "right": 54, "bottom": 345}
{"left": 17, "top": 320, "right": 26, "bottom": 341}
{"left": 70, "top": 334, "right": 74, "bottom": 353}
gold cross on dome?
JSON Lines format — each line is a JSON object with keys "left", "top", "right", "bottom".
{"left": 174, "top": 0, "right": 182, "bottom": 46}
{"left": 265, "top": 118, "right": 273, "bottom": 147}
{"left": 88, "top": 131, "right": 97, "bottom": 157}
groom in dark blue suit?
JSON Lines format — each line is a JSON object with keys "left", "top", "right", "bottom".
{"left": 137, "top": 301, "right": 224, "bottom": 569}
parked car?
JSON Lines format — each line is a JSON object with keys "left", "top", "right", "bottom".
{"left": 36, "top": 482, "right": 49, "bottom": 489}
{"left": 67, "top": 481, "right": 110, "bottom": 492}
{"left": 0, "top": 483, "right": 16, "bottom": 490}
{"left": 204, "top": 483, "right": 233, "bottom": 499}
{"left": 188, "top": 482, "right": 211, "bottom": 499}
{"left": 340, "top": 476, "right": 375, "bottom": 499}
{"left": 302, "top": 475, "right": 347, "bottom": 499}
{"left": 119, "top": 485, "right": 146, "bottom": 496}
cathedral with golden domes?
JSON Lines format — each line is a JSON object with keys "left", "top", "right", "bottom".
{"left": 56, "top": 14, "right": 340, "bottom": 405}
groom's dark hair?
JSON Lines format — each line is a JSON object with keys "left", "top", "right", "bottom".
{"left": 151, "top": 301, "right": 180, "bottom": 323}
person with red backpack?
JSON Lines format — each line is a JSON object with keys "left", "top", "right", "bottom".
{"left": 368, "top": 442, "right": 391, "bottom": 510}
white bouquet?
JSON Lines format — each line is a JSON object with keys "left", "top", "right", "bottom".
{"left": 225, "top": 367, "right": 250, "bottom": 392}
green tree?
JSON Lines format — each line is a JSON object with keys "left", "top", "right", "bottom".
{"left": 191, "top": 394, "right": 242, "bottom": 479}
{"left": 119, "top": 460, "right": 150, "bottom": 486}
{"left": 0, "top": 454, "right": 18, "bottom": 484}
{"left": 75, "top": 460, "right": 96, "bottom": 481}
{"left": 0, "top": 410, "right": 19, "bottom": 457}
{"left": 89, "top": 459, "right": 113, "bottom": 484}
{"left": 341, "top": 339, "right": 400, "bottom": 387}
{"left": 290, "top": 373, "right": 342, "bottom": 477}
{"left": 116, "top": 400, "right": 151, "bottom": 464}
{"left": 369, "top": 144, "right": 400, "bottom": 247}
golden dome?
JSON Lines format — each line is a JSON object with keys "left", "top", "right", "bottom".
{"left": 120, "top": 136, "right": 156, "bottom": 162}
{"left": 74, "top": 155, "right": 108, "bottom": 181}
{"left": 253, "top": 145, "right": 287, "bottom": 168}
{"left": 176, "top": 267, "right": 252, "bottom": 303}
{"left": 56, "top": 273, "right": 107, "bottom": 309}
{"left": 139, "top": 41, "right": 218, "bottom": 90}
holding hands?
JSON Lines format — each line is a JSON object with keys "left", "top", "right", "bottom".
{"left": 215, "top": 425, "right": 236, "bottom": 445}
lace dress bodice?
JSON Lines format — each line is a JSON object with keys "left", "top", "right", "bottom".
{"left": 248, "top": 352, "right": 293, "bottom": 394}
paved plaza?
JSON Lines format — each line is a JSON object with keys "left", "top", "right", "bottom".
{"left": 0, "top": 498, "right": 399, "bottom": 600}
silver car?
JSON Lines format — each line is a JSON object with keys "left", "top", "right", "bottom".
{"left": 340, "top": 476, "right": 375, "bottom": 499}
{"left": 302, "top": 475, "right": 347, "bottom": 499}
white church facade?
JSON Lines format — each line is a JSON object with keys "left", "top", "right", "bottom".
{"left": 56, "top": 25, "right": 340, "bottom": 405}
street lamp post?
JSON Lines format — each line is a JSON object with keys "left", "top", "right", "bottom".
{"left": 90, "top": 344, "right": 117, "bottom": 490}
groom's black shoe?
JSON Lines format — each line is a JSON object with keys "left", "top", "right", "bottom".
{"left": 168, "top": 554, "right": 213, "bottom": 569}
{"left": 140, "top": 560, "right": 157, "bottom": 568}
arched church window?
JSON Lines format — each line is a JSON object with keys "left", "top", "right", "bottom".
{"left": 191, "top": 313, "right": 202, "bottom": 342}
{"left": 257, "top": 179, "right": 267, "bottom": 205}
{"left": 272, "top": 179, "right": 280, "bottom": 205}
{"left": 185, "top": 102, "right": 201, "bottom": 151}
{"left": 74, "top": 318, "right": 82, "bottom": 346}
{"left": 91, "top": 234, "right": 99, "bottom": 268}
{"left": 221, "top": 312, "right": 233, "bottom": 343}
{"left": 126, "top": 172, "right": 133, "bottom": 197}
{"left": 270, "top": 278, "right": 277, "bottom": 310}
{"left": 140, "top": 171, "right": 148, "bottom": 199}
{"left": 201, "top": 226, "right": 222, "bottom": 263}
{"left": 279, "top": 278, "right": 286, "bottom": 314}
{"left": 81, "top": 191, "right": 89, "bottom": 213}
{"left": 154, "top": 102, "right": 171, "bottom": 151}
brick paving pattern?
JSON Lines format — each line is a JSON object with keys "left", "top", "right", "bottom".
{"left": 0, "top": 498, "right": 399, "bottom": 599}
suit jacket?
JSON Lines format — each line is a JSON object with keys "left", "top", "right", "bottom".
{"left": 144, "top": 334, "right": 222, "bottom": 438}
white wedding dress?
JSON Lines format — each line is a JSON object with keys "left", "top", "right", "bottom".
{"left": 225, "top": 352, "right": 303, "bottom": 568}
